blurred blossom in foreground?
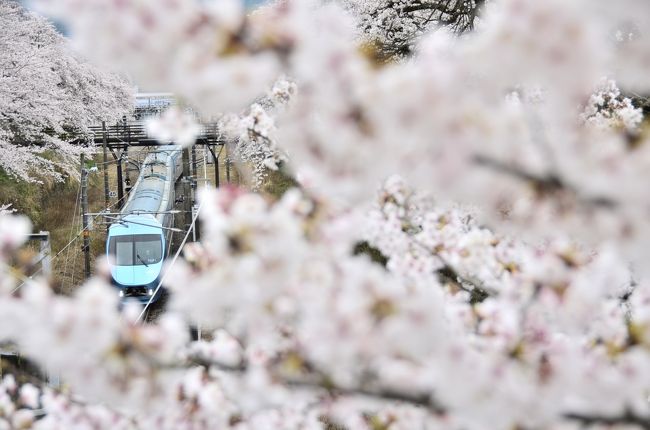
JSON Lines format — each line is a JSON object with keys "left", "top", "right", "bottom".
{"left": 146, "top": 106, "right": 202, "bottom": 148}
{"left": 0, "top": 0, "right": 649, "bottom": 428}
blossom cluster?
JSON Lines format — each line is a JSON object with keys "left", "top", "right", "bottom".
{"left": 581, "top": 79, "right": 644, "bottom": 132}
{"left": 0, "top": 0, "right": 649, "bottom": 428}
{"left": 0, "top": 375, "right": 39, "bottom": 429}
{"left": 221, "top": 78, "right": 296, "bottom": 190}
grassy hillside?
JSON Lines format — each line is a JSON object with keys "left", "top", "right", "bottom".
{"left": 0, "top": 160, "right": 106, "bottom": 293}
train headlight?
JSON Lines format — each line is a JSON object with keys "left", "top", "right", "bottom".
{"left": 147, "top": 288, "right": 154, "bottom": 296}
{"left": 118, "top": 290, "right": 124, "bottom": 298}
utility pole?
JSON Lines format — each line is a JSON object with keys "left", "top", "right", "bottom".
{"left": 102, "top": 121, "right": 110, "bottom": 210}
{"left": 80, "top": 154, "right": 91, "bottom": 279}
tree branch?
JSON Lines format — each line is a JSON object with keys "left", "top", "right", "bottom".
{"left": 472, "top": 154, "right": 618, "bottom": 210}
{"left": 564, "top": 410, "right": 650, "bottom": 430}
{"left": 284, "top": 374, "right": 446, "bottom": 415}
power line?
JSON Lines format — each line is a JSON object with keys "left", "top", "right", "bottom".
{"left": 13, "top": 182, "right": 133, "bottom": 292}
{"left": 11, "top": 226, "right": 86, "bottom": 294}
{"left": 62, "top": 179, "right": 81, "bottom": 284}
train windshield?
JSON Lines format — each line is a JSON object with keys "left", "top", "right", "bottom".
{"left": 109, "top": 234, "right": 162, "bottom": 266}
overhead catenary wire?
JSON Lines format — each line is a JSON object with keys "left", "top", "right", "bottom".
{"left": 12, "top": 225, "right": 87, "bottom": 294}
{"left": 102, "top": 215, "right": 183, "bottom": 233}
{"left": 13, "top": 186, "right": 133, "bottom": 293}
{"left": 69, "top": 228, "right": 79, "bottom": 288}
{"left": 62, "top": 179, "right": 82, "bottom": 284}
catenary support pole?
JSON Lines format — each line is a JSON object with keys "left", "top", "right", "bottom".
{"left": 182, "top": 148, "right": 192, "bottom": 231}
{"left": 215, "top": 148, "right": 220, "bottom": 187}
{"left": 224, "top": 140, "right": 231, "bottom": 183}
{"left": 80, "top": 154, "right": 91, "bottom": 280}
{"left": 102, "top": 121, "right": 110, "bottom": 210}
{"left": 208, "top": 145, "right": 220, "bottom": 188}
{"left": 203, "top": 146, "right": 208, "bottom": 186}
{"left": 116, "top": 152, "right": 125, "bottom": 209}
{"left": 191, "top": 145, "right": 197, "bottom": 179}
{"left": 191, "top": 144, "right": 198, "bottom": 223}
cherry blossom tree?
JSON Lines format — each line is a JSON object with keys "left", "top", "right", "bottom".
{"left": 0, "top": 0, "right": 133, "bottom": 182}
{"left": 341, "top": 0, "right": 487, "bottom": 58}
{"left": 221, "top": 78, "right": 296, "bottom": 190}
{"left": 1, "top": 0, "right": 650, "bottom": 429}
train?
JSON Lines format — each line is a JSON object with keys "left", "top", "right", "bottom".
{"left": 106, "top": 145, "right": 182, "bottom": 303}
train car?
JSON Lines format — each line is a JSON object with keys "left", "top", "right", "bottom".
{"left": 106, "top": 145, "right": 182, "bottom": 303}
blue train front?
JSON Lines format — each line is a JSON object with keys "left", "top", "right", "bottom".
{"left": 106, "top": 145, "right": 182, "bottom": 303}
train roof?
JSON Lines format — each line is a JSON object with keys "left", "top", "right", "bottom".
{"left": 108, "top": 215, "right": 162, "bottom": 237}
{"left": 121, "top": 145, "right": 181, "bottom": 216}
